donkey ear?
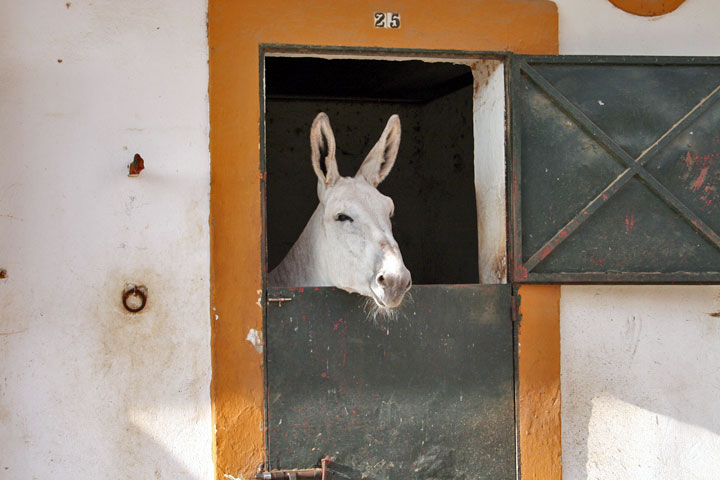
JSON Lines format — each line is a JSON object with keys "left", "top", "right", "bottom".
{"left": 356, "top": 114, "right": 401, "bottom": 187}
{"left": 310, "top": 112, "right": 340, "bottom": 188}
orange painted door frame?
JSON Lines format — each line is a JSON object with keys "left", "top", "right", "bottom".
{"left": 208, "top": 1, "right": 560, "bottom": 478}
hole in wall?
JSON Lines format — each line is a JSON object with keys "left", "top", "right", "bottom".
{"left": 264, "top": 54, "right": 506, "bottom": 285}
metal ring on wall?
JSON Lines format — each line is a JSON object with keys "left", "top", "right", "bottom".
{"left": 122, "top": 285, "right": 148, "bottom": 313}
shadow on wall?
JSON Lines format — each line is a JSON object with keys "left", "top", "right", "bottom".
{"left": 0, "top": 266, "right": 212, "bottom": 478}
{"left": 561, "top": 286, "right": 720, "bottom": 479}
{"left": 93, "top": 269, "right": 212, "bottom": 479}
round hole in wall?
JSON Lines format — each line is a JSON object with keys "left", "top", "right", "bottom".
{"left": 608, "top": 0, "right": 686, "bottom": 16}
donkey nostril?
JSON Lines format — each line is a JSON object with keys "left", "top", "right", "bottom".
{"left": 405, "top": 278, "right": 412, "bottom": 290}
{"left": 377, "top": 274, "right": 385, "bottom": 285}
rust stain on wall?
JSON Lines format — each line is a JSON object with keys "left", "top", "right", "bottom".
{"left": 90, "top": 267, "right": 210, "bottom": 475}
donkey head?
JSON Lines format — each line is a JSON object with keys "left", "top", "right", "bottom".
{"left": 311, "top": 112, "right": 411, "bottom": 309}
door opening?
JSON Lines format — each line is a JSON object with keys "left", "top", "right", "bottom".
{"left": 263, "top": 52, "right": 508, "bottom": 285}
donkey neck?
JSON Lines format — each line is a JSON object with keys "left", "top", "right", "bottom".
{"left": 268, "top": 204, "right": 331, "bottom": 287}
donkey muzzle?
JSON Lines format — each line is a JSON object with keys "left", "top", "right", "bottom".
{"left": 372, "top": 264, "right": 412, "bottom": 309}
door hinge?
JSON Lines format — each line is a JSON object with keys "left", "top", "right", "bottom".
{"left": 511, "top": 287, "right": 522, "bottom": 323}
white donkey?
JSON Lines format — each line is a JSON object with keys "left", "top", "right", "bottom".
{"left": 268, "top": 112, "right": 412, "bottom": 309}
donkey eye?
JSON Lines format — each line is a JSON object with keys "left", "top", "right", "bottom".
{"left": 336, "top": 213, "right": 353, "bottom": 222}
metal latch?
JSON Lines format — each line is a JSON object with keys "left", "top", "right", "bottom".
{"left": 256, "top": 457, "right": 331, "bottom": 479}
{"left": 267, "top": 296, "right": 293, "bottom": 307}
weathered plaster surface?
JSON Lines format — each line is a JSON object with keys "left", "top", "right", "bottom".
{"left": 553, "top": 1, "right": 720, "bottom": 478}
{"left": 472, "top": 60, "right": 507, "bottom": 284}
{"left": 0, "top": 1, "right": 212, "bottom": 478}
{"left": 561, "top": 286, "right": 720, "bottom": 479}
{"left": 518, "top": 285, "right": 562, "bottom": 480}
{"left": 554, "top": 0, "right": 720, "bottom": 55}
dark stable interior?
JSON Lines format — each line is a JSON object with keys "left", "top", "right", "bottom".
{"left": 264, "top": 56, "right": 479, "bottom": 284}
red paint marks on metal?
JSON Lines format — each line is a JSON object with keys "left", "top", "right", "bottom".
{"left": 684, "top": 152, "right": 718, "bottom": 191}
{"left": 683, "top": 151, "right": 694, "bottom": 169}
{"left": 321, "top": 372, "right": 330, "bottom": 379}
{"left": 558, "top": 230, "right": 567, "bottom": 239}
{"left": 333, "top": 318, "right": 344, "bottom": 331}
{"left": 691, "top": 167, "right": 709, "bottom": 192}
{"left": 624, "top": 214, "right": 635, "bottom": 232}
{"left": 540, "top": 245, "right": 554, "bottom": 260}
{"left": 680, "top": 152, "right": 719, "bottom": 211}
{"left": 700, "top": 185, "right": 717, "bottom": 212}
{"left": 515, "top": 264, "right": 528, "bottom": 281}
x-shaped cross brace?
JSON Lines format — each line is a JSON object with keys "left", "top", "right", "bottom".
{"left": 517, "top": 62, "right": 720, "bottom": 276}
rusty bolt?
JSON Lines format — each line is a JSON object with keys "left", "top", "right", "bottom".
{"left": 128, "top": 153, "right": 145, "bottom": 176}
{"left": 0, "top": 269, "right": 7, "bottom": 279}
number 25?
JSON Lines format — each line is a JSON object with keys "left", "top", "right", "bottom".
{"left": 374, "top": 12, "right": 400, "bottom": 28}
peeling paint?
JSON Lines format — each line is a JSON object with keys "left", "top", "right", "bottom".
{"left": 515, "top": 264, "right": 529, "bottom": 282}
{"left": 224, "top": 474, "right": 245, "bottom": 480}
{"left": 246, "top": 328, "right": 263, "bottom": 354}
{"left": 683, "top": 151, "right": 694, "bottom": 169}
{"left": 690, "top": 166, "right": 709, "bottom": 192}
{"left": 256, "top": 289, "right": 263, "bottom": 309}
{"left": 472, "top": 59, "right": 508, "bottom": 284}
{"left": 681, "top": 151, "right": 718, "bottom": 213}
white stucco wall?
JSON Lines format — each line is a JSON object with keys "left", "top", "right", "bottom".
{"left": 555, "top": 0, "right": 720, "bottom": 56}
{"left": 0, "top": 1, "right": 212, "bottom": 479}
{"left": 553, "top": 0, "right": 720, "bottom": 478}
{"left": 561, "top": 286, "right": 720, "bottom": 479}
